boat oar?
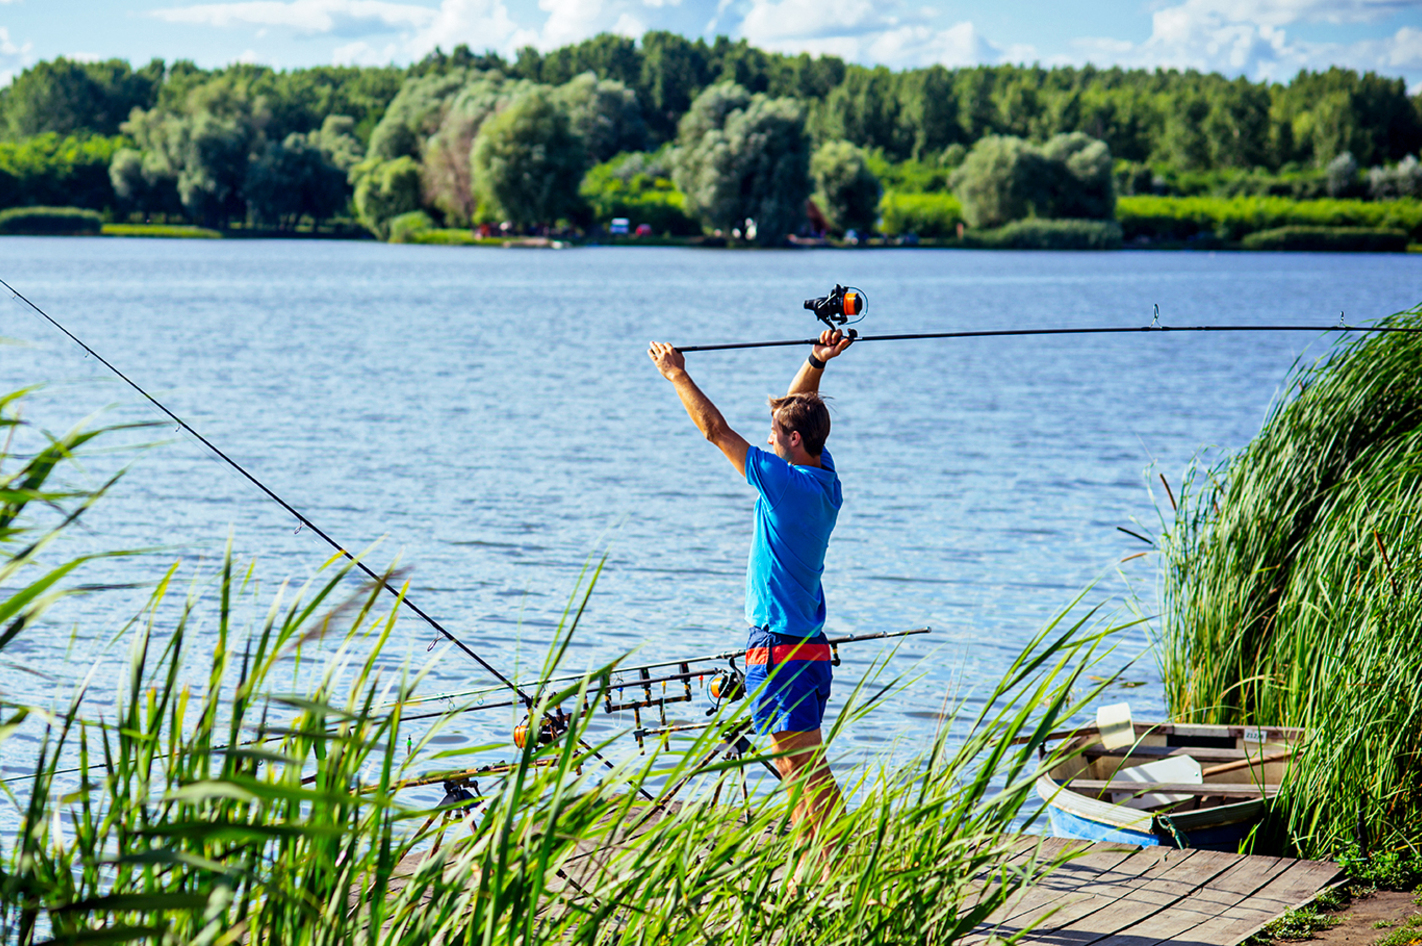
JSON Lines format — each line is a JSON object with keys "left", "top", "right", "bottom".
{"left": 1201, "top": 747, "right": 1295, "bottom": 778}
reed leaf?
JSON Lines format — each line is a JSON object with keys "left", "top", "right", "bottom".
{"left": 1158, "top": 302, "right": 1422, "bottom": 858}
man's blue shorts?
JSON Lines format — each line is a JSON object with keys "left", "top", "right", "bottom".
{"left": 744, "top": 626, "right": 832, "bottom": 736}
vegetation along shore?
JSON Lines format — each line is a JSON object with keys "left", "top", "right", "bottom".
{"left": 1, "top": 40, "right": 1421, "bottom": 249}
{"left": 0, "top": 387, "right": 1129, "bottom": 943}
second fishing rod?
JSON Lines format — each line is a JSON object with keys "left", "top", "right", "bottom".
{"left": 673, "top": 285, "right": 1422, "bottom": 353}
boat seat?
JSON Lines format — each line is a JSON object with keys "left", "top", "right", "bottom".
{"left": 1083, "top": 744, "right": 1266, "bottom": 763}
{"left": 1066, "top": 779, "right": 1278, "bottom": 797}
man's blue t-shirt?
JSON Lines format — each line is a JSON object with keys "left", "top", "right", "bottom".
{"left": 744, "top": 446, "right": 842, "bottom": 635}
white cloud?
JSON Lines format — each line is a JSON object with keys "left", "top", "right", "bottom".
{"left": 151, "top": 0, "right": 539, "bottom": 59}
{"left": 150, "top": 0, "right": 434, "bottom": 35}
{"left": 538, "top": 0, "right": 607, "bottom": 48}
{"left": 611, "top": 12, "right": 647, "bottom": 36}
{"left": 736, "top": 2, "right": 1030, "bottom": 69}
{"left": 410, "top": 0, "right": 534, "bottom": 53}
{"left": 1072, "top": 0, "right": 1422, "bottom": 82}
{"left": 0, "top": 26, "right": 33, "bottom": 86}
{"left": 739, "top": 0, "right": 890, "bottom": 44}
{"left": 332, "top": 38, "right": 404, "bottom": 63}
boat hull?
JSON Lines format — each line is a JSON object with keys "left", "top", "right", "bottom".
{"left": 1039, "top": 776, "right": 1264, "bottom": 850}
{"left": 1034, "top": 721, "right": 1298, "bottom": 851}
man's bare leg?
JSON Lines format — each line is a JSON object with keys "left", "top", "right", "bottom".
{"left": 770, "top": 728, "right": 843, "bottom": 883}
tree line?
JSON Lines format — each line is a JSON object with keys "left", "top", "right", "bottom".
{"left": 0, "top": 37, "right": 1418, "bottom": 240}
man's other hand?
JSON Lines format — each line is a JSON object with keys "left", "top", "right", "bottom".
{"left": 812, "top": 329, "right": 853, "bottom": 363}
{"left": 648, "top": 341, "right": 687, "bottom": 381}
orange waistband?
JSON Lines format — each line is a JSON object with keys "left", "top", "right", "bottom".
{"left": 745, "top": 642, "right": 831, "bottom": 665}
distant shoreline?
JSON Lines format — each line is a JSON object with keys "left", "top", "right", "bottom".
{"left": 0, "top": 222, "right": 1411, "bottom": 253}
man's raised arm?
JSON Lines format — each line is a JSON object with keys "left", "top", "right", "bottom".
{"left": 786, "top": 329, "right": 853, "bottom": 396}
{"left": 648, "top": 341, "right": 750, "bottom": 476}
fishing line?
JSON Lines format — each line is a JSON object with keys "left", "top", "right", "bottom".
{"left": 677, "top": 289, "right": 1422, "bottom": 352}
{"left": 2, "top": 275, "right": 525, "bottom": 697}
{"left": 677, "top": 322, "right": 1422, "bottom": 353}
{"left": 2, "top": 276, "right": 653, "bottom": 798}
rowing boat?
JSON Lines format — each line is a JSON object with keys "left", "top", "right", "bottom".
{"left": 1033, "top": 721, "right": 1304, "bottom": 850}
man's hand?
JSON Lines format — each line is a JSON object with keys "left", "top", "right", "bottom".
{"left": 811, "top": 329, "right": 853, "bottom": 364}
{"left": 648, "top": 340, "right": 749, "bottom": 475}
{"left": 648, "top": 341, "right": 687, "bottom": 381}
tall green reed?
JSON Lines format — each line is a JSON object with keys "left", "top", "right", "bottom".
{"left": 1157, "top": 303, "right": 1422, "bottom": 858}
{"left": 0, "top": 388, "right": 1125, "bottom": 944}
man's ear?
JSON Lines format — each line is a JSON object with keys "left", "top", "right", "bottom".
{"left": 787, "top": 429, "right": 803, "bottom": 448}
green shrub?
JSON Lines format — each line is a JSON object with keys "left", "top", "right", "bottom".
{"left": 101, "top": 223, "right": 222, "bottom": 239}
{"left": 409, "top": 227, "right": 481, "bottom": 245}
{"left": 966, "top": 218, "right": 1122, "bottom": 250}
{"left": 1241, "top": 226, "right": 1408, "bottom": 252}
{"left": 581, "top": 154, "right": 701, "bottom": 236}
{"left": 603, "top": 192, "right": 701, "bottom": 236}
{"left": 879, "top": 191, "right": 961, "bottom": 237}
{"left": 0, "top": 205, "right": 102, "bottom": 234}
{"left": 0, "top": 133, "right": 124, "bottom": 211}
{"left": 1118, "top": 195, "right": 1422, "bottom": 243}
{"left": 387, "top": 209, "right": 434, "bottom": 243}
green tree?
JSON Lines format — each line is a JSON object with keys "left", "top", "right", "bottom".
{"left": 811, "top": 140, "right": 880, "bottom": 235}
{"left": 638, "top": 32, "right": 713, "bottom": 144}
{"left": 673, "top": 82, "right": 812, "bottom": 244}
{"left": 421, "top": 76, "right": 525, "bottom": 225}
{"left": 537, "top": 33, "right": 642, "bottom": 88}
{"left": 1275, "top": 68, "right": 1422, "bottom": 167}
{"left": 1039, "top": 131, "right": 1114, "bottom": 219}
{"left": 1157, "top": 87, "right": 1212, "bottom": 170}
{"left": 711, "top": 38, "right": 772, "bottom": 94}
{"left": 813, "top": 66, "right": 903, "bottom": 158}
{"left": 766, "top": 52, "right": 846, "bottom": 102}
{"left": 895, "top": 66, "right": 959, "bottom": 160}
{"left": 244, "top": 126, "right": 352, "bottom": 228}
{"left": 365, "top": 70, "right": 471, "bottom": 162}
{"left": 117, "top": 74, "right": 270, "bottom": 226}
{"left": 0, "top": 133, "right": 125, "bottom": 210}
{"left": 555, "top": 72, "right": 647, "bottom": 164}
{"left": 3, "top": 57, "right": 161, "bottom": 139}
{"left": 951, "top": 135, "right": 1043, "bottom": 228}
{"left": 471, "top": 86, "right": 587, "bottom": 227}
{"left": 353, "top": 155, "right": 423, "bottom": 238}
{"left": 1205, "top": 77, "right": 1270, "bottom": 169}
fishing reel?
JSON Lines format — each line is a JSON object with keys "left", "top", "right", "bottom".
{"left": 804, "top": 284, "right": 867, "bottom": 337}
{"left": 513, "top": 707, "right": 569, "bottom": 749}
{"left": 704, "top": 662, "right": 746, "bottom": 716}
{"left": 437, "top": 779, "right": 478, "bottom": 814}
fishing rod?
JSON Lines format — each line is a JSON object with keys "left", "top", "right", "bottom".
{"left": 674, "top": 286, "right": 1422, "bottom": 353}
{"left": 386, "top": 627, "right": 931, "bottom": 749}
{"left": 1, "top": 276, "right": 652, "bottom": 799}
{"left": 390, "top": 627, "right": 933, "bottom": 709}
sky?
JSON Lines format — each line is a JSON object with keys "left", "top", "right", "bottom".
{"left": 1, "top": 0, "right": 1420, "bottom": 91}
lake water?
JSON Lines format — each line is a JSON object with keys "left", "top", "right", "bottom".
{"left": 2, "top": 238, "right": 1419, "bottom": 803}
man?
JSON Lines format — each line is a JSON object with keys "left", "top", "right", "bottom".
{"left": 647, "top": 328, "right": 853, "bottom": 840}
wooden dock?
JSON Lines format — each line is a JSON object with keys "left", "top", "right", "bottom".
{"left": 964, "top": 837, "right": 1343, "bottom": 946}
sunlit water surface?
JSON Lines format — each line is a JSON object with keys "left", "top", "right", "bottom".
{"left": 2, "top": 238, "right": 1418, "bottom": 810}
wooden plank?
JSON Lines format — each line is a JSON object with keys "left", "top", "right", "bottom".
{"left": 1086, "top": 854, "right": 1294, "bottom": 946}
{"left": 1012, "top": 846, "right": 1245, "bottom": 944}
{"left": 971, "top": 846, "right": 1193, "bottom": 944}
{"left": 1086, "top": 745, "right": 1254, "bottom": 762}
{"left": 1066, "top": 780, "right": 1278, "bottom": 797}
{"left": 977, "top": 842, "right": 1143, "bottom": 927}
{"left": 1182, "top": 858, "right": 1344, "bottom": 945}
{"left": 965, "top": 839, "right": 1341, "bottom": 946}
